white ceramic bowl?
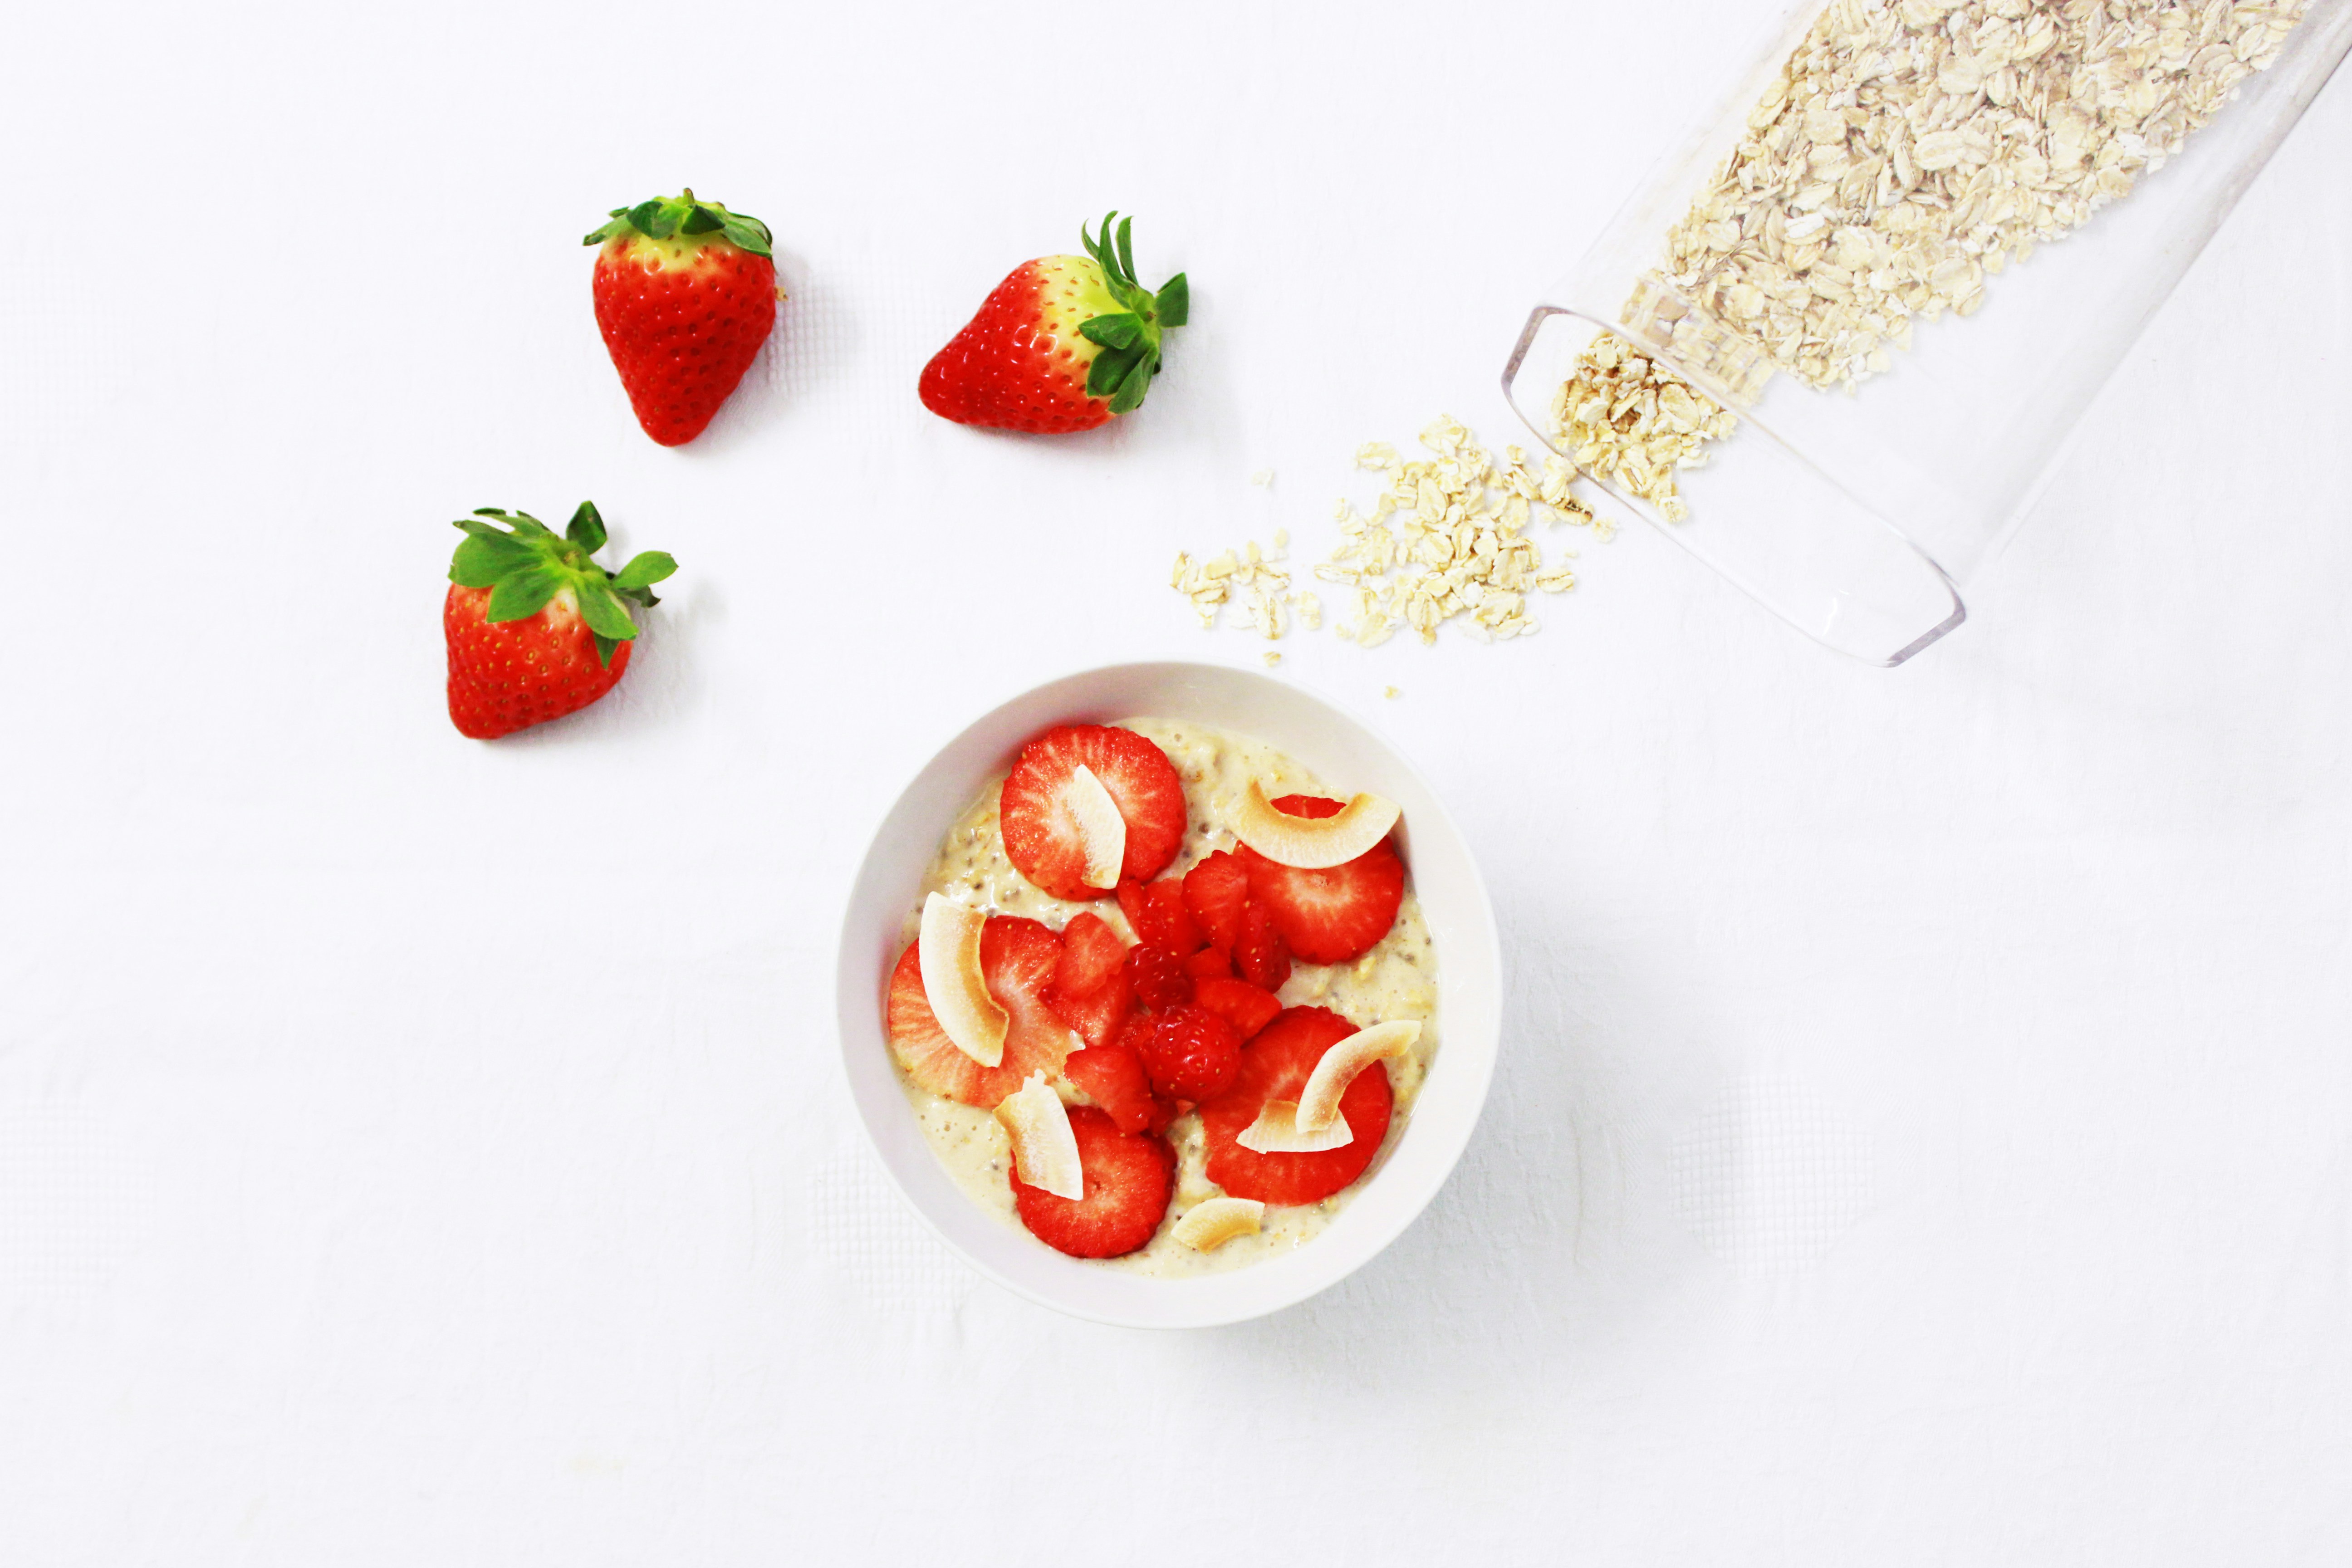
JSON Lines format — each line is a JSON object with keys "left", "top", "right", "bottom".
{"left": 834, "top": 661, "right": 1503, "bottom": 1328}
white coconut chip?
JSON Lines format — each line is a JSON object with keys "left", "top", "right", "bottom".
{"left": 994, "top": 1072, "right": 1083, "bottom": 1200}
{"left": 1295, "top": 1019, "right": 1420, "bottom": 1133}
{"left": 1237, "top": 1100, "right": 1356, "bottom": 1155}
{"left": 1067, "top": 763, "right": 1127, "bottom": 892}
{"left": 1171, "top": 1197, "right": 1266, "bottom": 1252}
{"left": 919, "top": 892, "right": 1008, "bottom": 1068}
{"left": 1232, "top": 779, "right": 1400, "bottom": 869}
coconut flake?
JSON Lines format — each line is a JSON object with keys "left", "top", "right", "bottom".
{"left": 1171, "top": 1197, "right": 1266, "bottom": 1251}
{"left": 919, "top": 892, "right": 1008, "bottom": 1067}
{"left": 1295, "top": 1019, "right": 1420, "bottom": 1132}
{"left": 995, "top": 1072, "right": 1083, "bottom": 1200}
{"left": 1232, "top": 779, "right": 1400, "bottom": 869}
{"left": 1068, "top": 764, "right": 1127, "bottom": 892}
{"left": 1237, "top": 1100, "right": 1356, "bottom": 1154}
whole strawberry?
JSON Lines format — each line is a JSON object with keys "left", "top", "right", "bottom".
{"left": 920, "top": 212, "right": 1187, "bottom": 434}
{"left": 444, "top": 504, "right": 677, "bottom": 739}
{"left": 585, "top": 191, "right": 781, "bottom": 446}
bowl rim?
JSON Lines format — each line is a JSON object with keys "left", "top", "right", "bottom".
{"left": 831, "top": 658, "right": 1503, "bottom": 1328}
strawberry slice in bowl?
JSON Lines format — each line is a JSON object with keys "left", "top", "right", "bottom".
{"left": 1000, "top": 725, "right": 1187, "bottom": 901}
{"left": 886, "top": 915, "right": 1074, "bottom": 1108}
{"left": 1042, "top": 912, "right": 1135, "bottom": 1049}
{"left": 1235, "top": 796, "right": 1407, "bottom": 965}
{"left": 1199, "top": 1007, "right": 1394, "bottom": 1206}
{"left": 1009, "top": 1105, "right": 1176, "bottom": 1259}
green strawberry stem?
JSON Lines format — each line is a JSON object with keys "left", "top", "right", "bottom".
{"left": 583, "top": 191, "right": 774, "bottom": 259}
{"left": 448, "top": 503, "right": 679, "bottom": 668}
{"left": 1076, "top": 212, "right": 1188, "bottom": 415}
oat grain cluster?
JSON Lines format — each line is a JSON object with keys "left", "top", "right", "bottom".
{"left": 1551, "top": 334, "right": 1739, "bottom": 524}
{"left": 1172, "top": 417, "right": 1606, "bottom": 650}
{"left": 1559, "top": 0, "right": 2312, "bottom": 516}
{"left": 1648, "top": 0, "right": 2311, "bottom": 395}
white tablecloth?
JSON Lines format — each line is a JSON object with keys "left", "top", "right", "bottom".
{"left": 5, "top": 1, "right": 2348, "bottom": 1561}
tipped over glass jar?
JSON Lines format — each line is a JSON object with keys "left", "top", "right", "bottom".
{"left": 1503, "top": 0, "right": 2352, "bottom": 664}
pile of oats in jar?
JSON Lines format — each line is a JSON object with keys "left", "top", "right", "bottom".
{"left": 1560, "top": 0, "right": 2313, "bottom": 515}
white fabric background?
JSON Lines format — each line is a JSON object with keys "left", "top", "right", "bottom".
{"left": 4, "top": 1, "right": 2348, "bottom": 1562}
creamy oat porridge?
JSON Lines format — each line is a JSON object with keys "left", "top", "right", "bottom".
{"left": 881, "top": 716, "right": 1440, "bottom": 1277}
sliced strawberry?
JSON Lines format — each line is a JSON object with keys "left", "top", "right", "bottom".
{"left": 1052, "top": 911, "right": 1128, "bottom": 996}
{"left": 1109, "top": 1014, "right": 1181, "bottom": 1132}
{"left": 1114, "top": 877, "right": 1149, "bottom": 938}
{"left": 1063, "top": 1038, "right": 1165, "bottom": 1136}
{"left": 1183, "top": 946, "right": 1235, "bottom": 981}
{"left": 1235, "top": 796, "right": 1405, "bottom": 965}
{"left": 1125, "top": 943, "right": 1193, "bottom": 1011}
{"left": 1042, "top": 911, "right": 1134, "bottom": 1048}
{"left": 1200, "top": 1006, "right": 1392, "bottom": 1205}
{"left": 1000, "top": 726, "right": 1186, "bottom": 901}
{"left": 1044, "top": 966, "right": 1134, "bottom": 1050}
{"left": 1182, "top": 850, "right": 1250, "bottom": 953}
{"left": 884, "top": 916, "right": 1073, "bottom": 1107}
{"left": 1119, "top": 877, "right": 1202, "bottom": 955}
{"left": 1193, "top": 975, "right": 1283, "bottom": 1041}
{"left": 1232, "top": 902, "right": 1292, "bottom": 990}
{"left": 1130, "top": 1004, "right": 1243, "bottom": 1102}
{"left": 1010, "top": 1104, "right": 1176, "bottom": 1258}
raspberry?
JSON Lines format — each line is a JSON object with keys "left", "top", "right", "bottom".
{"left": 1125, "top": 943, "right": 1194, "bottom": 1011}
{"left": 1132, "top": 1004, "right": 1242, "bottom": 1102}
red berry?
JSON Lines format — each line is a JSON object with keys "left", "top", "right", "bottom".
{"left": 1042, "top": 911, "right": 1135, "bottom": 1049}
{"left": 1000, "top": 727, "right": 1186, "bottom": 901}
{"left": 1119, "top": 878, "right": 1201, "bottom": 955}
{"left": 918, "top": 214, "right": 1187, "bottom": 435}
{"left": 1043, "top": 966, "right": 1133, "bottom": 1051}
{"left": 1124, "top": 944, "right": 1194, "bottom": 1012}
{"left": 884, "top": 916, "right": 1071, "bottom": 1108}
{"left": 1182, "top": 850, "right": 1250, "bottom": 952}
{"left": 1183, "top": 946, "right": 1235, "bottom": 981}
{"left": 1009, "top": 1105, "right": 1175, "bottom": 1258}
{"left": 1062, "top": 1039, "right": 1162, "bottom": 1136}
{"left": 1200, "top": 1006, "right": 1392, "bottom": 1205}
{"left": 1192, "top": 976, "right": 1283, "bottom": 1042}
{"left": 1232, "top": 902, "right": 1293, "bottom": 990}
{"left": 588, "top": 193, "right": 779, "bottom": 446}
{"left": 1050, "top": 912, "right": 1128, "bottom": 996}
{"left": 1235, "top": 795, "right": 1405, "bottom": 964}
{"left": 1131, "top": 1004, "right": 1243, "bottom": 1102}
{"left": 442, "top": 504, "right": 676, "bottom": 740}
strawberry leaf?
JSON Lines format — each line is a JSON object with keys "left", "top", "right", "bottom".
{"left": 451, "top": 531, "right": 535, "bottom": 587}
{"left": 1107, "top": 352, "right": 1156, "bottom": 415}
{"left": 1087, "top": 345, "right": 1143, "bottom": 399}
{"left": 1155, "top": 274, "right": 1189, "bottom": 328}
{"left": 720, "top": 217, "right": 773, "bottom": 257}
{"left": 565, "top": 501, "right": 607, "bottom": 553}
{"left": 595, "top": 193, "right": 774, "bottom": 256}
{"left": 1080, "top": 313, "right": 1144, "bottom": 351}
{"left": 591, "top": 633, "right": 622, "bottom": 669}
{"left": 613, "top": 551, "right": 678, "bottom": 593}
{"left": 486, "top": 566, "right": 563, "bottom": 623}
{"left": 575, "top": 579, "right": 640, "bottom": 641}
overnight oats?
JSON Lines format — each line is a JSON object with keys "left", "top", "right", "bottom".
{"left": 881, "top": 717, "right": 1439, "bottom": 1276}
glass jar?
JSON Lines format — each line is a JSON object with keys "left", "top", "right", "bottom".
{"left": 1502, "top": 0, "right": 2352, "bottom": 665}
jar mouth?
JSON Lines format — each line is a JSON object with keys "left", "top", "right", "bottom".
{"left": 1501, "top": 303, "right": 1966, "bottom": 669}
